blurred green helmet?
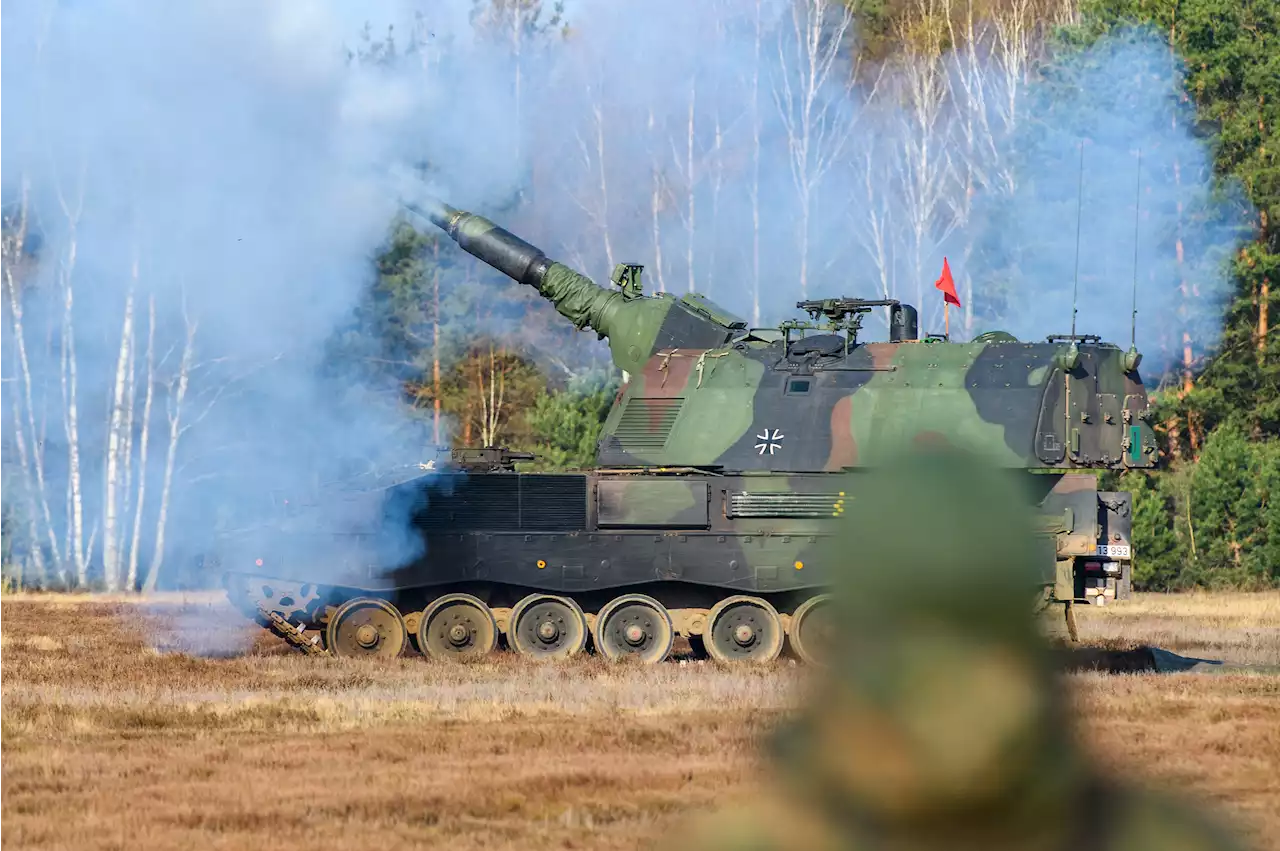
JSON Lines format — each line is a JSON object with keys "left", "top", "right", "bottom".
{"left": 774, "top": 448, "right": 1078, "bottom": 829}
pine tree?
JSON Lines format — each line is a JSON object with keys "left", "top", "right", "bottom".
{"left": 524, "top": 370, "right": 619, "bottom": 470}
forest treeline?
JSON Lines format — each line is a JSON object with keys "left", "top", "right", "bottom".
{"left": 1, "top": 0, "right": 1276, "bottom": 592}
{"left": 1072, "top": 0, "right": 1279, "bottom": 588}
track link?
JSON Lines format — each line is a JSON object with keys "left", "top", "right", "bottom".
{"left": 257, "top": 603, "right": 330, "bottom": 657}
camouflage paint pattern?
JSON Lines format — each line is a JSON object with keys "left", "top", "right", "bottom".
{"left": 597, "top": 335, "right": 1158, "bottom": 472}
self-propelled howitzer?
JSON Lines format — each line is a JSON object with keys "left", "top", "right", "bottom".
{"left": 220, "top": 200, "right": 1159, "bottom": 665}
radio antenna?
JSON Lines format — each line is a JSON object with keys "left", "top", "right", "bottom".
{"left": 1070, "top": 140, "right": 1085, "bottom": 338}
{"left": 1130, "top": 149, "right": 1142, "bottom": 348}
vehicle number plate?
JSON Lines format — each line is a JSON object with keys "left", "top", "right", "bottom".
{"left": 1097, "top": 544, "right": 1130, "bottom": 559}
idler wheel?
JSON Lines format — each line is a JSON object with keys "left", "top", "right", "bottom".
{"left": 508, "top": 594, "right": 587, "bottom": 661}
{"left": 704, "top": 595, "right": 784, "bottom": 664}
{"left": 419, "top": 593, "right": 498, "bottom": 662}
{"left": 787, "top": 594, "right": 834, "bottom": 666}
{"left": 592, "top": 594, "right": 674, "bottom": 664}
{"left": 324, "top": 597, "right": 408, "bottom": 660}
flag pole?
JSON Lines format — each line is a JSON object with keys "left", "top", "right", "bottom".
{"left": 944, "top": 301, "right": 950, "bottom": 339}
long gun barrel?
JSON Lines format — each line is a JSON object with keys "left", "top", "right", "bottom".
{"left": 404, "top": 195, "right": 740, "bottom": 376}
{"left": 403, "top": 196, "right": 639, "bottom": 342}
{"left": 405, "top": 198, "right": 555, "bottom": 290}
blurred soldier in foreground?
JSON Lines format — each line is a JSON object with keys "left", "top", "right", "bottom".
{"left": 666, "top": 449, "right": 1248, "bottom": 851}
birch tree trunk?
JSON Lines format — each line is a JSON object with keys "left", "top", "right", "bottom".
{"left": 102, "top": 263, "right": 137, "bottom": 591}
{"left": 685, "top": 80, "right": 697, "bottom": 294}
{"left": 593, "top": 78, "right": 615, "bottom": 271}
{"left": 647, "top": 102, "right": 671, "bottom": 294}
{"left": 2, "top": 177, "right": 58, "bottom": 583}
{"left": 120, "top": 291, "right": 137, "bottom": 580}
{"left": 856, "top": 148, "right": 895, "bottom": 300}
{"left": 650, "top": 162, "right": 669, "bottom": 293}
{"left": 56, "top": 193, "right": 88, "bottom": 586}
{"left": 990, "top": 0, "right": 1033, "bottom": 187}
{"left": 749, "top": 0, "right": 763, "bottom": 326}
{"left": 942, "top": 0, "right": 999, "bottom": 335}
{"left": 144, "top": 309, "right": 195, "bottom": 593}
{"left": 892, "top": 0, "right": 958, "bottom": 325}
{"left": 475, "top": 344, "right": 508, "bottom": 447}
{"left": 126, "top": 294, "right": 155, "bottom": 591}
{"left": 571, "top": 64, "right": 615, "bottom": 274}
{"left": 511, "top": 1, "right": 525, "bottom": 182}
{"left": 486, "top": 347, "right": 496, "bottom": 446}
{"left": 664, "top": 73, "right": 706, "bottom": 296}
{"left": 774, "top": 0, "right": 864, "bottom": 299}
{"left": 708, "top": 101, "right": 724, "bottom": 298}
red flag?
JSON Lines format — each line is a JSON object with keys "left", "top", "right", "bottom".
{"left": 935, "top": 257, "right": 961, "bottom": 308}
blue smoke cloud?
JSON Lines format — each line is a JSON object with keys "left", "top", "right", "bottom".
{"left": 1, "top": 1, "right": 1248, "bottom": 593}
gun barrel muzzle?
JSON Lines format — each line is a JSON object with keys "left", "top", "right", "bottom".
{"left": 405, "top": 197, "right": 459, "bottom": 233}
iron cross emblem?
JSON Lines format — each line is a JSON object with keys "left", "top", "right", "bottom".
{"left": 755, "top": 428, "right": 784, "bottom": 455}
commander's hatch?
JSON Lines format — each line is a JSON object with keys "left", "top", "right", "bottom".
{"left": 787, "top": 333, "right": 846, "bottom": 359}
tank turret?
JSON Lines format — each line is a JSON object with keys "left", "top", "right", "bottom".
{"left": 410, "top": 198, "right": 1158, "bottom": 475}
{"left": 405, "top": 198, "right": 744, "bottom": 376}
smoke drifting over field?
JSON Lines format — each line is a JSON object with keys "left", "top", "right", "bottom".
{"left": 1, "top": 1, "right": 446, "bottom": 589}
{"left": 1, "top": 0, "right": 1250, "bottom": 590}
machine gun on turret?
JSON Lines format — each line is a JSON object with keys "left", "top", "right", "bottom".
{"left": 450, "top": 447, "right": 536, "bottom": 472}
{"left": 417, "top": 446, "right": 537, "bottom": 473}
{"left": 784, "top": 298, "right": 920, "bottom": 354}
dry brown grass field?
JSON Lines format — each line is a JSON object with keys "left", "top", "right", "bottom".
{"left": 3, "top": 591, "right": 1278, "bottom": 850}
